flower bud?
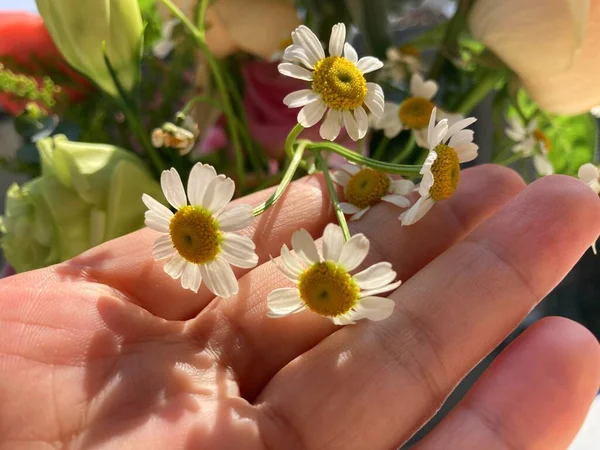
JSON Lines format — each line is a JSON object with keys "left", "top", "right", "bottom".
{"left": 0, "top": 135, "right": 164, "bottom": 272}
{"left": 469, "top": 0, "right": 600, "bottom": 114}
{"left": 35, "top": 0, "right": 143, "bottom": 97}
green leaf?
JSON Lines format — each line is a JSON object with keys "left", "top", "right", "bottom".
{"left": 546, "top": 114, "right": 597, "bottom": 177}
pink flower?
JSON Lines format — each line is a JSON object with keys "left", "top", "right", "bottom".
{"left": 242, "top": 61, "right": 358, "bottom": 161}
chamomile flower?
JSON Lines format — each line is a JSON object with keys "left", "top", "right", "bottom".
{"left": 374, "top": 74, "right": 463, "bottom": 147}
{"left": 401, "top": 108, "right": 478, "bottom": 225}
{"left": 278, "top": 23, "right": 385, "bottom": 141}
{"left": 578, "top": 163, "right": 600, "bottom": 254}
{"left": 331, "top": 164, "right": 414, "bottom": 220}
{"left": 505, "top": 117, "right": 554, "bottom": 176}
{"left": 379, "top": 45, "right": 423, "bottom": 84}
{"left": 268, "top": 224, "right": 401, "bottom": 324}
{"left": 143, "top": 163, "right": 258, "bottom": 297}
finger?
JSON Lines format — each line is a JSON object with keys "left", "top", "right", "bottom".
{"left": 413, "top": 317, "right": 600, "bottom": 450}
{"left": 255, "top": 175, "right": 600, "bottom": 450}
{"left": 58, "top": 176, "right": 331, "bottom": 320}
{"left": 197, "top": 165, "right": 525, "bottom": 397}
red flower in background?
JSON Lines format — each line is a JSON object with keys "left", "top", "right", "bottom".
{"left": 0, "top": 12, "right": 92, "bottom": 115}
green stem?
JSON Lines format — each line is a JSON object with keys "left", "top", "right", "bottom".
{"left": 196, "top": 0, "right": 210, "bottom": 33}
{"left": 372, "top": 136, "right": 389, "bottom": 160}
{"left": 390, "top": 133, "right": 416, "bottom": 164}
{"left": 160, "top": 0, "right": 202, "bottom": 40}
{"left": 315, "top": 151, "right": 351, "bottom": 241}
{"left": 455, "top": 70, "right": 506, "bottom": 115}
{"left": 253, "top": 141, "right": 306, "bottom": 216}
{"left": 496, "top": 152, "right": 524, "bottom": 167}
{"left": 492, "top": 141, "right": 514, "bottom": 163}
{"left": 306, "top": 141, "right": 422, "bottom": 176}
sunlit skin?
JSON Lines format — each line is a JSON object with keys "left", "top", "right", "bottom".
{"left": 0, "top": 165, "right": 599, "bottom": 449}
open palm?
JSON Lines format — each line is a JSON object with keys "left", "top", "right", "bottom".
{"left": 1, "top": 165, "right": 599, "bottom": 450}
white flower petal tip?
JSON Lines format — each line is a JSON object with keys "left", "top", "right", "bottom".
{"left": 144, "top": 165, "right": 257, "bottom": 297}
{"left": 267, "top": 224, "right": 400, "bottom": 324}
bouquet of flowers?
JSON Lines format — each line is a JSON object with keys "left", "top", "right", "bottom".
{"left": 0, "top": 0, "right": 599, "bottom": 321}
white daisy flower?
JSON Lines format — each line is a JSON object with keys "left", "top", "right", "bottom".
{"left": 267, "top": 224, "right": 401, "bottom": 324}
{"left": 379, "top": 45, "right": 423, "bottom": 84}
{"left": 331, "top": 164, "right": 414, "bottom": 220}
{"left": 143, "top": 163, "right": 258, "bottom": 297}
{"left": 278, "top": 23, "right": 385, "bottom": 142}
{"left": 578, "top": 163, "right": 600, "bottom": 254}
{"left": 401, "top": 108, "right": 479, "bottom": 226}
{"left": 505, "top": 117, "right": 554, "bottom": 177}
{"left": 373, "top": 73, "right": 464, "bottom": 147}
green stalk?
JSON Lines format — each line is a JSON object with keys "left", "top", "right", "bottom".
{"left": 455, "top": 70, "right": 506, "bottom": 115}
{"left": 372, "top": 136, "right": 389, "bottom": 161}
{"left": 390, "top": 133, "right": 416, "bottom": 164}
{"left": 180, "top": 94, "right": 222, "bottom": 116}
{"left": 306, "top": 141, "right": 422, "bottom": 176}
{"left": 496, "top": 152, "right": 524, "bottom": 167}
{"left": 252, "top": 141, "right": 306, "bottom": 216}
{"left": 315, "top": 151, "right": 351, "bottom": 241}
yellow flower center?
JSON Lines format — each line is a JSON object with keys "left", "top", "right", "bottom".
{"left": 400, "top": 45, "right": 420, "bottom": 59}
{"left": 399, "top": 97, "right": 435, "bottom": 129}
{"left": 533, "top": 129, "right": 552, "bottom": 152}
{"left": 345, "top": 168, "right": 391, "bottom": 209}
{"left": 169, "top": 205, "right": 222, "bottom": 264}
{"left": 429, "top": 144, "right": 460, "bottom": 201}
{"left": 312, "top": 56, "right": 367, "bottom": 111}
{"left": 298, "top": 261, "right": 360, "bottom": 317}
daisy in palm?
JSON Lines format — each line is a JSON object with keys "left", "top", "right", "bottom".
{"left": 374, "top": 74, "right": 463, "bottom": 147}
{"left": 268, "top": 224, "right": 401, "bottom": 325}
{"left": 401, "top": 108, "right": 478, "bottom": 226}
{"left": 143, "top": 163, "right": 258, "bottom": 297}
{"left": 278, "top": 23, "right": 385, "bottom": 141}
{"left": 505, "top": 117, "right": 554, "bottom": 176}
{"left": 332, "top": 163, "right": 414, "bottom": 221}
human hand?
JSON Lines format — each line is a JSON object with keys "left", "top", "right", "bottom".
{"left": 0, "top": 165, "right": 599, "bottom": 449}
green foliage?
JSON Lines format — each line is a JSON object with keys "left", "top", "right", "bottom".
{"left": 138, "top": 0, "right": 164, "bottom": 50}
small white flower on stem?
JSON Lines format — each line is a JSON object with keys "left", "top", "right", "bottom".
{"left": 505, "top": 117, "right": 554, "bottom": 176}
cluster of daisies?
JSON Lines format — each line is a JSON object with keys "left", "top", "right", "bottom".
{"left": 142, "top": 23, "right": 482, "bottom": 326}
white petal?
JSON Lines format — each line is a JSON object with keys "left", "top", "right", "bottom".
{"left": 533, "top": 154, "right": 554, "bottom": 176}
{"left": 390, "top": 179, "right": 415, "bottom": 195}
{"left": 414, "top": 129, "right": 428, "bottom": 148}
{"left": 152, "top": 235, "right": 175, "bottom": 260}
{"left": 160, "top": 168, "right": 187, "bottom": 209}
{"left": 359, "top": 279, "right": 402, "bottom": 298}
{"left": 354, "top": 262, "right": 397, "bottom": 290}
{"left": 356, "top": 56, "right": 384, "bottom": 74}
{"left": 267, "top": 288, "right": 304, "bottom": 317}
{"left": 284, "top": 89, "right": 321, "bottom": 108}
{"left": 320, "top": 108, "right": 342, "bottom": 141}
{"left": 382, "top": 195, "right": 411, "bottom": 208}
{"left": 164, "top": 255, "right": 187, "bottom": 280}
{"left": 221, "top": 233, "right": 258, "bottom": 269}
{"left": 298, "top": 100, "right": 327, "bottom": 128}
{"left": 283, "top": 44, "right": 314, "bottom": 69}
{"left": 431, "top": 120, "right": 449, "bottom": 149}
{"left": 181, "top": 264, "right": 202, "bottom": 293}
{"left": 455, "top": 142, "right": 479, "bottom": 163}
{"left": 292, "top": 229, "right": 321, "bottom": 263}
{"left": 426, "top": 107, "right": 438, "bottom": 148}
{"left": 329, "top": 23, "right": 346, "bottom": 57}
{"left": 187, "top": 163, "right": 217, "bottom": 206}
{"left": 331, "top": 169, "right": 351, "bottom": 187}
{"left": 410, "top": 73, "right": 438, "bottom": 100}
{"left": 144, "top": 211, "right": 170, "bottom": 233}
{"left": 292, "top": 25, "right": 325, "bottom": 63}
{"left": 339, "top": 202, "right": 361, "bottom": 214}
{"left": 578, "top": 163, "right": 600, "bottom": 183}
{"left": 350, "top": 207, "right": 370, "bottom": 221}
{"left": 354, "top": 297, "right": 396, "bottom": 321}
{"left": 365, "top": 83, "right": 385, "bottom": 118}
{"left": 322, "top": 223, "right": 345, "bottom": 263}
{"left": 344, "top": 42, "right": 358, "bottom": 63}
{"left": 338, "top": 233, "right": 369, "bottom": 271}
{"left": 343, "top": 109, "right": 360, "bottom": 141}
{"left": 278, "top": 62, "right": 314, "bottom": 81}
{"left": 203, "top": 175, "right": 235, "bottom": 213}
{"left": 446, "top": 117, "right": 477, "bottom": 140}
{"left": 354, "top": 106, "right": 369, "bottom": 140}
{"left": 332, "top": 314, "right": 356, "bottom": 325}
{"left": 280, "top": 244, "right": 306, "bottom": 276}
{"left": 400, "top": 196, "right": 436, "bottom": 226}
{"left": 383, "top": 121, "right": 404, "bottom": 139}
{"left": 142, "top": 194, "right": 173, "bottom": 222}
{"left": 200, "top": 257, "right": 238, "bottom": 298}
{"left": 217, "top": 204, "right": 253, "bottom": 232}
{"left": 341, "top": 164, "right": 361, "bottom": 175}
